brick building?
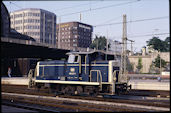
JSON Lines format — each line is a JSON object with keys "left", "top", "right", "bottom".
{"left": 56, "top": 21, "right": 93, "bottom": 51}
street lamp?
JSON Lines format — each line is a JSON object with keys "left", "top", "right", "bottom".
{"left": 157, "top": 49, "right": 162, "bottom": 82}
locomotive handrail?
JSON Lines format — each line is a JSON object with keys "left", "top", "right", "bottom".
{"left": 78, "top": 55, "right": 81, "bottom": 74}
{"left": 98, "top": 70, "right": 103, "bottom": 91}
{"left": 111, "top": 70, "right": 120, "bottom": 95}
{"left": 85, "top": 55, "right": 87, "bottom": 74}
{"left": 112, "top": 70, "right": 120, "bottom": 82}
{"left": 90, "top": 70, "right": 102, "bottom": 91}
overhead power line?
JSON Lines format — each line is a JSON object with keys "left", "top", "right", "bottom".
{"left": 94, "top": 16, "right": 169, "bottom": 27}
{"left": 9, "top": 1, "right": 23, "bottom": 9}
{"left": 111, "top": 32, "right": 169, "bottom": 39}
{"left": 59, "top": 0, "right": 140, "bottom": 17}
{"left": 99, "top": 15, "right": 122, "bottom": 25}
{"left": 54, "top": 1, "right": 99, "bottom": 12}
{"left": 129, "top": 33, "right": 170, "bottom": 38}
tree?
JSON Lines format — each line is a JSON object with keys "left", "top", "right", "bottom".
{"left": 152, "top": 55, "right": 167, "bottom": 69}
{"left": 126, "top": 58, "right": 134, "bottom": 73}
{"left": 146, "top": 37, "right": 170, "bottom": 52}
{"left": 127, "top": 62, "right": 134, "bottom": 73}
{"left": 164, "top": 37, "right": 170, "bottom": 51}
{"left": 136, "top": 58, "right": 143, "bottom": 73}
{"left": 90, "top": 35, "right": 110, "bottom": 50}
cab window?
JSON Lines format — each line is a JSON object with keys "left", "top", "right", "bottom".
{"left": 74, "top": 56, "right": 78, "bottom": 62}
{"left": 67, "top": 54, "right": 79, "bottom": 63}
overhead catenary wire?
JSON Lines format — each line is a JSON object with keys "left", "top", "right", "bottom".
{"left": 94, "top": 16, "right": 169, "bottom": 27}
{"left": 129, "top": 32, "right": 170, "bottom": 38}
{"left": 109, "top": 32, "right": 169, "bottom": 39}
{"left": 9, "top": 1, "right": 23, "bottom": 9}
{"left": 54, "top": 1, "right": 100, "bottom": 12}
{"left": 98, "top": 15, "right": 122, "bottom": 25}
{"left": 59, "top": 0, "right": 140, "bottom": 17}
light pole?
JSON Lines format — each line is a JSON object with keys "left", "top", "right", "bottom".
{"left": 157, "top": 50, "right": 162, "bottom": 82}
{"left": 160, "top": 50, "right": 162, "bottom": 79}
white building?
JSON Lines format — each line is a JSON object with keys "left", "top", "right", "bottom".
{"left": 108, "top": 39, "right": 122, "bottom": 54}
{"left": 10, "top": 8, "right": 56, "bottom": 46}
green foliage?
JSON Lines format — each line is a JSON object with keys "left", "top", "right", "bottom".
{"left": 152, "top": 55, "right": 167, "bottom": 68}
{"left": 136, "top": 58, "right": 143, "bottom": 72}
{"left": 146, "top": 37, "right": 170, "bottom": 52}
{"left": 90, "top": 35, "right": 110, "bottom": 50}
{"left": 164, "top": 37, "right": 170, "bottom": 51}
{"left": 126, "top": 58, "right": 134, "bottom": 72}
{"left": 127, "top": 62, "right": 134, "bottom": 72}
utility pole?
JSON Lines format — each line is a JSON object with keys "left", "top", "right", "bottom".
{"left": 106, "top": 29, "right": 108, "bottom": 60}
{"left": 127, "top": 39, "right": 134, "bottom": 55}
{"left": 160, "top": 51, "right": 162, "bottom": 78}
{"left": 120, "top": 14, "right": 127, "bottom": 83}
{"left": 80, "top": 13, "right": 82, "bottom": 22}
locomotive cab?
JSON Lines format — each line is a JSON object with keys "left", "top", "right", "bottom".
{"left": 30, "top": 50, "right": 130, "bottom": 95}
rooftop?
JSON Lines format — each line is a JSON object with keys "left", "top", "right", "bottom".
{"left": 10, "top": 8, "right": 56, "bottom": 15}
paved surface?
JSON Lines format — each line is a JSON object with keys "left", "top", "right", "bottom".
{"left": 128, "top": 79, "right": 170, "bottom": 91}
{"left": 1, "top": 77, "right": 170, "bottom": 91}
{"left": 1, "top": 77, "right": 29, "bottom": 85}
{"left": 1, "top": 105, "right": 37, "bottom": 113}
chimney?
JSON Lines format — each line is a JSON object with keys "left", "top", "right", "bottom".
{"left": 142, "top": 47, "right": 146, "bottom": 56}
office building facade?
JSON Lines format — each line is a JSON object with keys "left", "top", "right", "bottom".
{"left": 10, "top": 8, "right": 56, "bottom": 46}
{"left": 56, "top": 21, "right": 93, "bottom": 51}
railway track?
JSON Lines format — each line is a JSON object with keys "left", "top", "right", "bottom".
{"left": 1, "top": 84, "right": 170, "bottom": 112}
{"left": 2, "top": 99, "right": 60, "bottom": 113}
{"left": 2, "top": 92, "right": 170, "bottom": 112}
{"left": 2, "top": 84, "right": 169, "bottom": 97}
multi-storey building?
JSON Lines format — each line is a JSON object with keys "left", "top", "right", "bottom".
{"left": 10, "top": 8, "right": 56, "bottom": 46}
{"left": 108, "top": 39, "right": 122, "bottom": 54}
{"left": 56, "top": 21, "right": 93, "bottom": 51}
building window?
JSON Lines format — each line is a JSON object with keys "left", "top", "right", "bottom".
{"left": 73, "top": 44, "right": 77, "bottom": 47}
{"left": 73, "top": 27, "right": 77, "bottom": 29}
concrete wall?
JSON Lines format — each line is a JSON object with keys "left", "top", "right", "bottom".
{"left": 128, "top": 52, "right": 170, "bottom": 73}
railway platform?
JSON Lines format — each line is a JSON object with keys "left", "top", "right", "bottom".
{"left": 128, "top": 79, "right": 170, "bottom": 91}
{"left": 1, "top": 77, "right": 170, "bottom": 91}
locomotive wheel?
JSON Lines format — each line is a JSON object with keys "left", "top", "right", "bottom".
{"left": 76, "top": 86, "right": 83, "bottom": 95}
{"left": 90, "top": 89, "right": 99, "bottom": 97}
{"left": 63, "top": 86, "right": 75, "bottom": 95}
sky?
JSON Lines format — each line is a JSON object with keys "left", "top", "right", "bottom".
{"left": 3, "top": 0, "right": 169, "bottom": 52}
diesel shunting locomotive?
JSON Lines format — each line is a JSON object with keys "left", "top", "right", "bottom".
{"left": 28, "top": 50, "right": 131, "bottom": 96}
